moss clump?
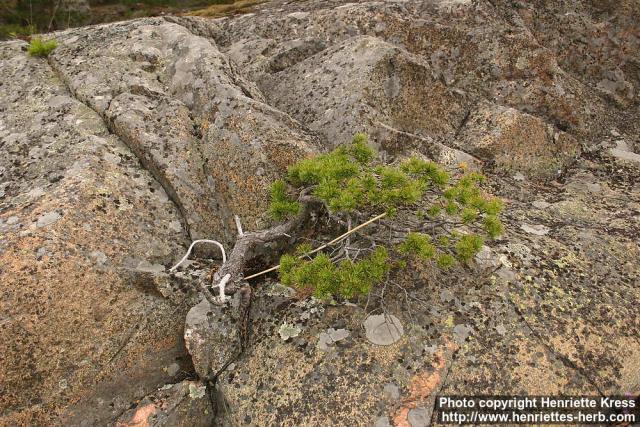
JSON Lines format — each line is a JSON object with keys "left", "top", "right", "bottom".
{"left": 27, "top": 38, "right": 58, "bottom": 57}
{"left": 437, "top": 253, "right": 456, "bottom": 269}
{"left": 455, "top": 234, "right": 484, "bottom": 261}
{"left": 483, "top": 215, "right": 504, "bottom": 239}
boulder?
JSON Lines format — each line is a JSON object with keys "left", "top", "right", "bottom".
{"left": 456, "top": 102, "right": 581, "bottom": 180}
{"left": 0, "top": 41, "right": 191, "bottom": 425}
{"left": 48, "top": 18, "right": 316, "bottom": 244}
{"left": 259, "top": 35, "right": 470, "bottom": 162}
{"left": 184, "top": 299, "right": 241, "bottom": 380}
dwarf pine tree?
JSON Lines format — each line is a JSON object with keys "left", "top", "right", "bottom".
{"left": 266, "top": 133, "right": 504, "bottom": 301}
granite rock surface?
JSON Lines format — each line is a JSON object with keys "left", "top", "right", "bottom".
{"left": 1, "top": 0, "right": 639, "bottom": 425}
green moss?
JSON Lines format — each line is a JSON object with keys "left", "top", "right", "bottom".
{"left": 426, "top": 205, "right": 441, "bottom": 217}
{"left": 293, "top": 243, "right": 313, "bottom": 256}
{"left": 400, "top": 157, "right": 449, "bottom": 186}
{"left": 287, "top": 144, "right": 360, "bottom": 186}
{"left": 281, "top": 134, "right": 456, "bottom": 215}
{"left": 460, "top": 207, "right": 479, "bottom": 224}
{"left": 480, "top": 198, "right": 503, "bottom": 215}
{"left": 336, "top": 247, "right": 389, "bottom": 298}
{"left": 483, "top": 215, "right": 504, "bottom": 239}
{"left": 444, "top": 201, "right": 458, "bottom": 215}
{"left": 343, "top": 133, "right": 375, "bottom": 164}
{"left": 437, "top": 253, "right": 456, "bottom": 269}
{"left": 27, "top": 38, "right": 58, "bottom": 57}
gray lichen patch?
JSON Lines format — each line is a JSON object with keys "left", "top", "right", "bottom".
{"left": 278, "top": 322, "right": 302, "bottom": 341}
{"left": 36, "top": 211, "right": 61, "bottom": 228}
{"left": 188, "top": 383, "right": 207, "bottom": 399}
{"left": 317, "top": 327, "right": 350, "bottom": 351}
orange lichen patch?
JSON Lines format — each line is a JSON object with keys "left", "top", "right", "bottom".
{"left": 392, "top": 339, "right": 458, "bottom": 427}
{"left": 200, "top": 118, "right": 210, "bottom": 136}
{"left": 0, "top": 405, "right": 60, "bottom": 426}
{"left": 618, "top": 337, "right": 640, "bottom": 394}
{"left": 510, "top": 340, "right": 566, "bottom": 394}
{"left": 116, "top": 403, "right": 158, "bottom": 427}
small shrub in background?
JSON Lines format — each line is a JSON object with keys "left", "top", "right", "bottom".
{"left": 27, "top": 38, "right": 58, "bottom": 57}
{"left": 0, "top": 24, "right": 36, "bottom": 40}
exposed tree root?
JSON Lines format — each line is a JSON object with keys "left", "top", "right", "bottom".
{"left": 207, "top": 196, "right": 319, "bottom": 301}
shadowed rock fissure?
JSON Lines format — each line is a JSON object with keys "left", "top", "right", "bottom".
{"left": 45, "top": 56, "right": 198, "bottom": 242}
{"left": 43, "top": 43, "right": 259, "bottom": 421}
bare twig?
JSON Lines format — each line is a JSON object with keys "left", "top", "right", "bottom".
{"left": 212, "top": 273, "right": 231, "bottom": 302}
{"left": 211, "top": 196, "right": 319, "bottom": 289}
{"left": 170, "top": 239, "right": 227, "bottom": 272}
{"left": 234, "top": 215, "right": 244, "bottom": 237}
{"left": 306, "top": 212, "right": 388, "bottom": 257}
{"left": 48, "top": 0, "right": 62, "bottom": 32}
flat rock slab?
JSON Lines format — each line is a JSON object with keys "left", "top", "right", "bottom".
{"left": 520, "top": 223, "right": 552, "bottom": 236}
{"left": 0, "top": 41, "right": 191, "bottom": 425}
{"left": 364, "top": 314, "right": 404, "bottom": 346}
{"left": 48, "top": 18, "right": 316, "bottom": 244}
